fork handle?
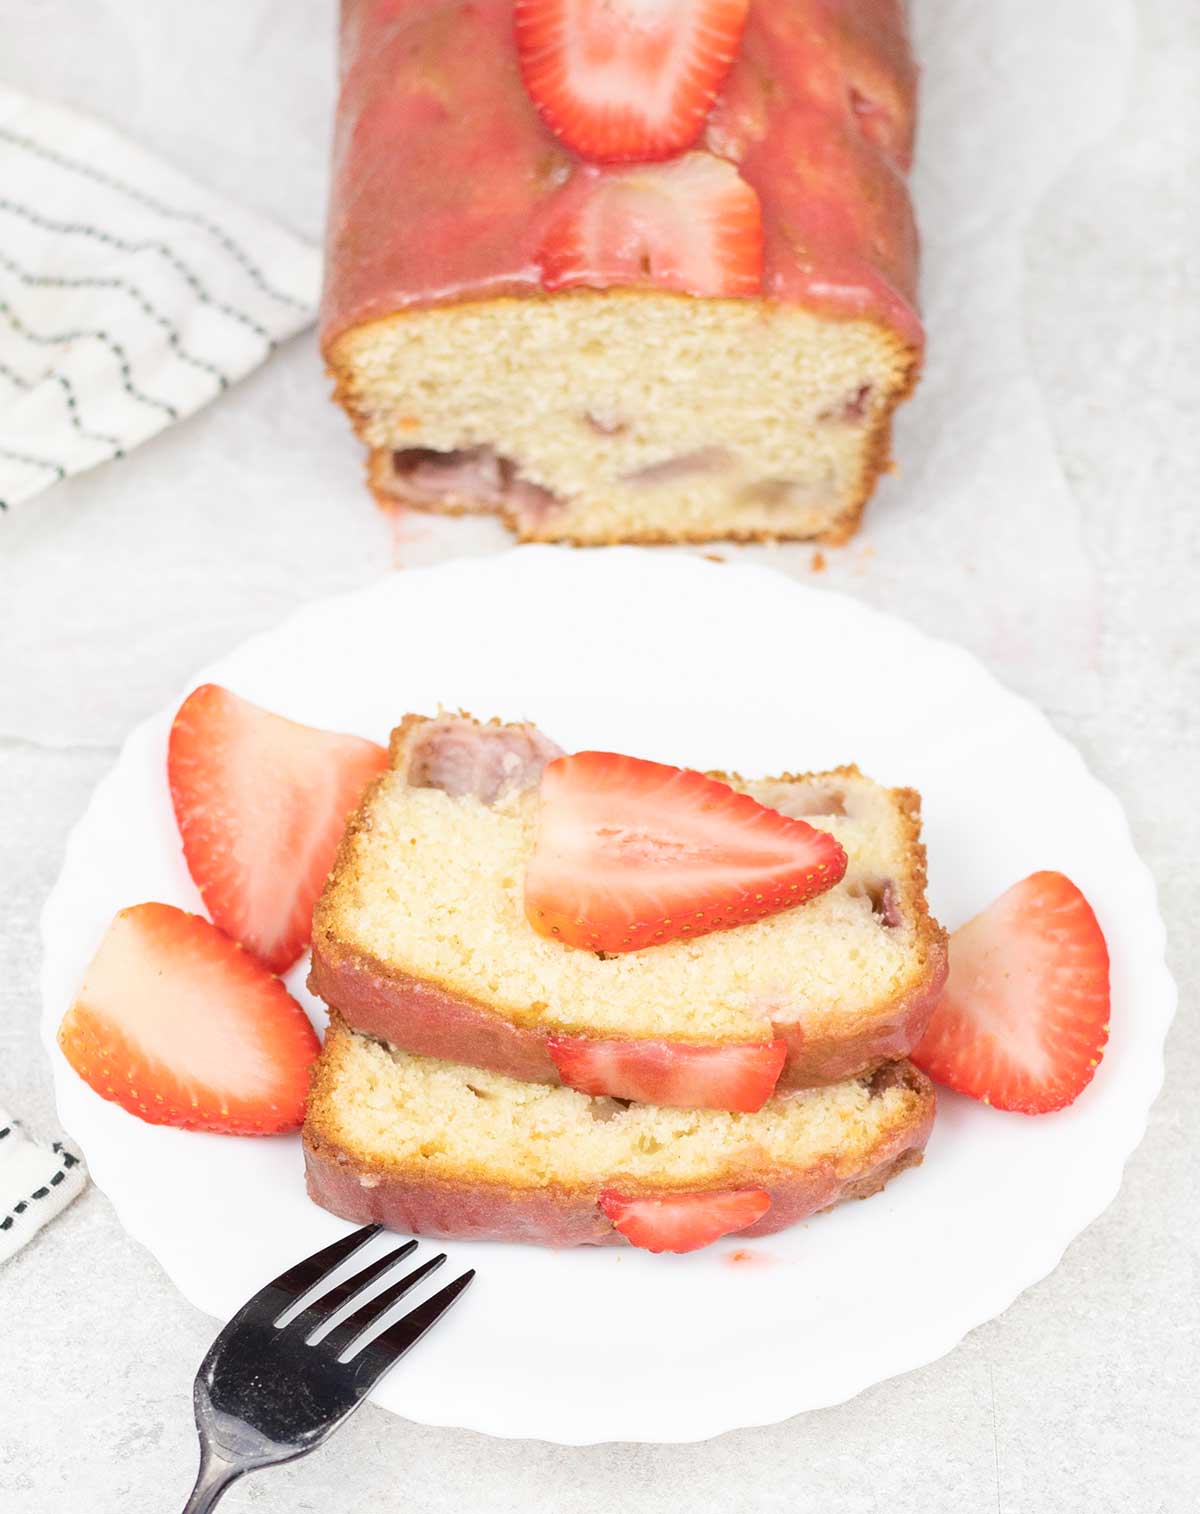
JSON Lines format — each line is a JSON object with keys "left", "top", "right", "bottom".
{"left": 181, "top": 1446, "right": 243, "bottom": 1514}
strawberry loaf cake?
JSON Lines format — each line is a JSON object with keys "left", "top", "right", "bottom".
{"left": 322, "top": 0, "right": 922, "bottom": 544}
{"left": 309, "top": 713, "right": 948, "bottom": 1113}
{"left": 304, "top": 1016, "right": 935, "bottom": 1251}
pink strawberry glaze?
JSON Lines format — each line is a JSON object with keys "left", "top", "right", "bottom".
{"left": 321, "top": 0, "right": 921, "bottom": 351}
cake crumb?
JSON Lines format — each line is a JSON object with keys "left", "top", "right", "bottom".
{"left": 810, "top": 550, "right": 827, "bottom": 573}
{"left": 702, "top": 552, "right": 726, "bottom": 564}
{"left": 726, "top": 1248, "right": 774, "bottom": 1267}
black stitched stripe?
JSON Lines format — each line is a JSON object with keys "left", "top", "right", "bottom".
{"left": 0, "top": 123, "right": 309, "bottom": 314}
{"left": 0, "top": 444, "right": 66, "bottom": 485}
{"left": 49, "top": 374, "right": 125, "bottom": 454}
{"left": 0, "top": 249, "right": 230, "bottom": 390}
{"left": 0, "top": 197, "right": 278, "bottom": 349}
{"left": 0, "top": 301, "right": 178, "bottom": 420}
{"left": 0, "top": 1146, "right": 83, "bottom": 1233}
{"left": 0, "top": 358, "right": 121, "bottom": 450}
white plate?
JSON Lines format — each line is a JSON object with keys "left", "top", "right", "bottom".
{"left": 40, "top": 548, "right": 1175, "bottom": 1444}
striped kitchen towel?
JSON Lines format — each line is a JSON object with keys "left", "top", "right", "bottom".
{"left": 0, "top": 1109, "right": 86, "bottom": 1264}
{"left": 0, "top": 86, "right": 321, "bottom": 511}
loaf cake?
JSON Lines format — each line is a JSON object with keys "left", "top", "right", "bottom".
{"left": 309, "top": 714, "right": 948, "bottom": 1110}
{"left": 304, "top": 1016, "right": 935, "bottom": 1250}
{"left": 321, "top": 0, "right": 921, "bottom": 544}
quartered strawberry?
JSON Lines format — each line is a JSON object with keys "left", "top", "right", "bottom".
{"left": 548, "top": 1033, "right": 786, "bottom": 1111}
{"left": 525, "top": 750, "right": 847, "bottom": 952}
{"left": 168, "top": 684, "right": 387, "bottom": 974}
{"left": 912, "top": 871, "right": 1110, "bottom": 1114}
{"left": 515, "top": 0, "right": 750, "bottom": 162}
{"left": 599, "top": 1188, "right": 771, "bottom": 1253}
{"left": 58, "top": 903, "right": 320, "bottom": 1134}
{"left": 537, "top": 152, "right": 763, "bottom": 298}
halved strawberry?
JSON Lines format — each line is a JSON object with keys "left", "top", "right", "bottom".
{"left": 58, "top": 903, "right": 320, "bottom": 1134}
{"left": 525, "top": 750, "right": 847, "bottom": 952}
{"left": 548, "top": 1034, "right": 785, "bottom": 1111}
{"left": 599, "top": 1188, "right": 771, "bottom": 1253}
{"left": 912, "top": 871, "right": 1110, "bottom": 1114}
{"left": 515, "top": 0, "right": 749, "bottom": 162}
{"left": 537, "top": 152, "right": 763, "bottom": 298}
{"left": 168, "top": 684, "right": 388, "bottom": 974}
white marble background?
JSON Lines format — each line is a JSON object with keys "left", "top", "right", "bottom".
{"left": 2, "top": 0, "right": 1197, "bottom": 1509}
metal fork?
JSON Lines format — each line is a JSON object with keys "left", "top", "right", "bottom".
{"left": 181, "top": 1224, "right": 474, "bottom": 1512}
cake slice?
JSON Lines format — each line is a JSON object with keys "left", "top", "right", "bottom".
{"left": 303, "top": 1016, "right": 935, "bottom": 1251}
{"left": 309, "top": 714, "right": 948, "bottom": 1110}
{"left": 322, "top": 0, "right": 921, "bottom": 544}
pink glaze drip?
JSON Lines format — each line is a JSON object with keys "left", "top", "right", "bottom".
{"left": 321, "top": 0, "right": 921, "bottom": 351}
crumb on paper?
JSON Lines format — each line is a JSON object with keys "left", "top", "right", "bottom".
{"left": 810, "top": 550, "right": 826, "bottom": 573}
{"left": 702, "top": 552, "right": 726, "bottom": 564}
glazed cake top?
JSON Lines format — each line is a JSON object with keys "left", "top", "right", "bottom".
{"left": 321, "top": 0, "right": 921, "bottom": 349}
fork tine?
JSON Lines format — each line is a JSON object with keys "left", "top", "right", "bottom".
{"left": 350, "top": 1270, "right": 476, "bottom": 1391}
{"left": 319, "top": 1253, "right": 446, "bottom": 1358}
{"left": 287, "top": 1238, "right": 419, "bottom": 1338}
{"left": 264, "top": 1223, "right": 382, "bottom": 1315}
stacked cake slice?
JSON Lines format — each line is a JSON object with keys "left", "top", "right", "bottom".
{"left": 303, "top": 714, "right": 945, "bottom": 1253}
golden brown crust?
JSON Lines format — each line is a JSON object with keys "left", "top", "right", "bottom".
{"left": 302, "top": 1027, "right": 936, "bottom": 1249}
{"left": 324, "top": 292, "right": 920, "bottom": 548}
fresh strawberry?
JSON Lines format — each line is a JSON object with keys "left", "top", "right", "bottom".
{"left": 515, "top": 0, "right": 749, "bottom": 162}
{"left": 537, "top": 152, "right": 763, "bottom": 298}
{"left": 548, "top": 1034, "right": 786, "bottom": 1111}
{"left": 912, "top": 871, "right": 1110, "bottom": 1114}
{"left": 599, "top": 1188, "right": 771, "bottom": 1253}
{"left": 168, "top": 684, "right": 387, "bottom": 974}
{"left": 525, "top": 750, "right": 847, "bottom": 953}
{"left": 58, "top": 903, "right": 320, "bottom": 1134}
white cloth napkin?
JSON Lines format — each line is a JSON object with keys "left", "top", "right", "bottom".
{"left": 0, "top": 85, "right": 321, "bottom": 510}
{"left": 0, "top": 1109, "right": 86, "bottom": 1263}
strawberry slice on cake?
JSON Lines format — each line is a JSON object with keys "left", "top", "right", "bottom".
{"left": 547, "top": 1033, "right": 787, "bottom": 1112}
{"left": 525, "top": 750, "right": 848, "bottom": 952}
{"left": 538, "top": 153, "right": 763, "bottom": 297}
{"left": 515, "top": 0, "right": 750, "bottom": 162}
{"left": 598, "top": 1188, "right": 772, "bottom": 1253}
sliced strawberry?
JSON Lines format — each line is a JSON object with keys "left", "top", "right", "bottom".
{"left": 537, "top": 152, "right": 763, "bottom": 298}
{"left": 912, "top": 871, "right": 1110, "bottom": 1114}
{"left": 58, "top": 903, "right": 320, "bottom": 1134}
{"left": 525, "top": 750, "right": 847, "bottom": 953}
{"left": 548, "top": 1033, "right": 785, "bottom": 1111}
{"left": 168, "top": 684, "right": 388, "bottom": 974}
{"left": 515, "top": 0, "right": 749, "bottom": 162}
{"left": 600, "top": 1188, "right": 771, "bottom": 1253}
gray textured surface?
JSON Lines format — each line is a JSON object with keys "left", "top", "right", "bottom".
{"left": 2, "top": 0, "right": 1198, "bottom": 1509}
